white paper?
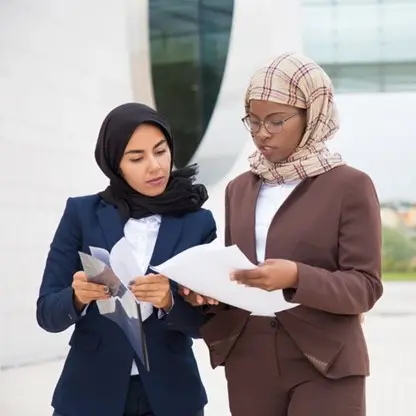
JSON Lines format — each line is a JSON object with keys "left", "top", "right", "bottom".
{"left": 78, "top": 252, "right": 149, "bottom": 369}
{"left": 151, "top": 244, "right": 298, "bottom": 317}
{"left": 85, "top": 238, "right": 153, "bottom": 321}
{"left": 108, "top": 238, "right": 153, "bottom": 320}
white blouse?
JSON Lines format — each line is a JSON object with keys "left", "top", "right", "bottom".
{"left": 123, "top": 215, "right": 161, "bottom": 375}
{"left": 255, "top": 181, "right": 300, "bottom": 263}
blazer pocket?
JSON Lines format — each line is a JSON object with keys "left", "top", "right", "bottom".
{"left": 69, "top": 330, "right": 101, "bottom": 351}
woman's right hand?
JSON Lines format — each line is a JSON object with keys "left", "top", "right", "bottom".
{"left": 179, "top": 286, "right": 219, "bottom": 306}
{"left": 72, "top": 271, "right": 111, "bottom": 311}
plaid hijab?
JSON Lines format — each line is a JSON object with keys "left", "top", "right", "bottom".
{"left": 246, "top": 52, "right": 345, "bottom": 184}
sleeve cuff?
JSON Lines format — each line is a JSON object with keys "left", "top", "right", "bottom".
{"left": 157, "top": 292, "right": 175, "bottom": 319}
{"left": 80, "top": 303, "right": 90, "bottom": 316}
{"left": 63, "top": 286, "right": 84, "bottom": 324}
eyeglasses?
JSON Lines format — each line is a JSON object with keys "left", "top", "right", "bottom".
{"left": 241, "top": 113, "right": 299, "bottom": 134}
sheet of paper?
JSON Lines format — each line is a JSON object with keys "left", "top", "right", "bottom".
{"left": 151, "top": 244, "right": 298, "bottom": 317}
{"left": 78, "top": 252, "right": 149, "bottom": 370}
{"left": 109, "top": 238, "right": 153, "bottom": 321}
{"left": 89, "top": 246, "right": 110, "bottom": 267}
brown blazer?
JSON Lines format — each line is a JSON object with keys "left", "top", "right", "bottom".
{"left": 201, "top": 165, "right": 383, "bottom": 380}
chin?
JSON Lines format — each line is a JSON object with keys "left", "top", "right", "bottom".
{"left": 143, "top": 184, "right": 167, "bottom": 197}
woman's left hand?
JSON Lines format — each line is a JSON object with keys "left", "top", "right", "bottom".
{"left": 129, "top": 274, "right": 172, "bottom": 310}
{"left": 230, "top": 259, "right": 299, "bottom": 291}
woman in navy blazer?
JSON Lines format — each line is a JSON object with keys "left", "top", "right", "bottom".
{"left": 36, "top": 103, "right": 216, "bottom": 416}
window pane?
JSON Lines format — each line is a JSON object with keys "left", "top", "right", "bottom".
{"left": 149, "top": 0, "right": 234, "bottom": 167}
{"left": 301, "top": 0, "right": 416, "bottom": 92}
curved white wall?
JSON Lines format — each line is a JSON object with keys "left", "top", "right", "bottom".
{"left": 0, "top": 0, "right": 303, "bottom": 369}
{"left": 7, "top": 0, "right": 412, "bottom": 370}
{"left": 190, "top": 0, "right": 303, "bottom": 185}
{"left": 0, "top": 0, "right": 133, "bottom": 368}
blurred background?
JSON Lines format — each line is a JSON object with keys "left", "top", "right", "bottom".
{"left": 1, "top": 0, "right": 415, "bottom": 415}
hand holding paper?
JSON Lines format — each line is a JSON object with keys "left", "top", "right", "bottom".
{"left": 231, "top": 259, "right": 299, "bottom": 291}
{"left": 71, "top": 271, "right": 110, "bottom": 311}
{"left": 151, "top": 244, "right": 298, "bottom": 317}
{"left": 78, "top": 239, "right": 151, "bottom": 371}
{"left": 129, "top": 274, "right": 172, "bottom": 310}
{"left": 179, "top": 286, "right": 219, "bottom": 306}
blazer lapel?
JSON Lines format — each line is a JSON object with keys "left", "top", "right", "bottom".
{"left": 96, "top": 201, "right": 125, "bottom": 251}
{"left": 232, "top": 173, "right": 262, "bottom": 265}
{"left": 148, "top": 215, "right": 183, "bottom": 268}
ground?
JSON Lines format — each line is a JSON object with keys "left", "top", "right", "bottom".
{"left": 1, "top": 282, "right": 415, "bottom": 416}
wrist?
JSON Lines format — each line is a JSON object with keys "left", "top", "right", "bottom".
{"left": 286, "top": 261, "right": 299, "bottom": 289}
{"left": 161, "top": 292, "right": 173, "bottom": 312}
{"left": 73, "top": 293, "right": 87, "bottom": 313}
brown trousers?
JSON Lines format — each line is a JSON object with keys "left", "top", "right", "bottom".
{"left": 224, "top": 317, "right": 365, "bottom": 416}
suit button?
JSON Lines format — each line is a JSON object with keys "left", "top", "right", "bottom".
{"left": 270, "top": 320, "right": 277, "bottom": 328}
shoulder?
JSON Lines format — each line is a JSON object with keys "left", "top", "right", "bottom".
{"left": 185, "top": 208, "right": 216, "bottom": 228}
{"left": 67, "top": 193, "right": 102, "bottom": 206}
{"left": 66, "top": 194, "right": 103, "bottom": 211}
{"left": 317, "top": 166, "right": 380, "bottom": 215}
{"left": 317, "top": 165, "right": 377, "bottom": 195}
{"left": 180, "top": 208, "right": 217, "bottom": 243}
{"left": 61, "top": 194, "right": 103, "bottom": 226}
{"left": 226, "top": 171, "right": 257, "bottom": 196}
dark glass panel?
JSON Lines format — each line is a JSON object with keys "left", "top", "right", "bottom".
{"left": 149, "top": 0, "right": 234, "bottom": 167}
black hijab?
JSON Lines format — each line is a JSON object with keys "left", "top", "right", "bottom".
{"left": 95, "top": 103, "right": 208, "bottom": 221}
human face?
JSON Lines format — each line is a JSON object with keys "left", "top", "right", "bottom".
{"left": 119, "top": 123, "right": 171, "bottom": 196}
{"left": 246, "top": 100, "right": 307, "bottom": 163}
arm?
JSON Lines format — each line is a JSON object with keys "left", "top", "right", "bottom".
{"left": 284, "top": 174, "right": 383, "bottom": 314}
{"left": 36, "top": 198, "right": 84, "bottom": 332}
{"left": 158, "top": 211, "right": 217, "bottom": 338}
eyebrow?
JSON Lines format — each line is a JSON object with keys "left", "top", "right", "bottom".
{"left": 124, "top": 138, "right": 166, "bottom": 155}
{"left": 249, "top": 111, "right": 289, "bottom": 118}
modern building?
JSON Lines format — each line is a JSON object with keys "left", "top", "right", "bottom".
{"left": 0, "top": 0, "right": 302, "bottom": 369}
{"left": 1, "top": 0, "right": 415, "bottom": 371}
{"left": 301, "top": 0, "right": 416, "bottom": 93}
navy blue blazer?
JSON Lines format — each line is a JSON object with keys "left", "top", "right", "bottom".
{"left": 36, "top": 194, "right": 217, "bottom": 416}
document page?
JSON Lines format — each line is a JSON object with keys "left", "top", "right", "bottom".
{"left": 151, "top": 244, "right": 297, "bottom": 316}
{"left": 78, "top": 245, "right": 150, "bottom": 370}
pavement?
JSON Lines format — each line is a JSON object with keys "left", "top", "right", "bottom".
{"left": 1, "top": 282, "right": 415, "bottom": 416}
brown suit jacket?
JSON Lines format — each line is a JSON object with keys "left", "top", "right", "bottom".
{"left": 201, "top": 165, "right": 383, "bottom": 380}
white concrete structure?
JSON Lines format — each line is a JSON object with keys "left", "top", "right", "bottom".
{"left": 1, "top": 1, "right": 416, "bottom": 415}
{"left": 0, "top": 0, "right": 303, "bottom": 369}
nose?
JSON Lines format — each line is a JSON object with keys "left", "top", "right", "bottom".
{"left": 148, "top": 155, "right": 161, "bottom": 172}
{"left": 256, "top": 123, "right": 271, "bottom": 141}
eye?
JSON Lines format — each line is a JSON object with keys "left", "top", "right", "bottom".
{"left": 269, "top": 120, "right": 284, "bottom": 126}
{"left": 156, "top": 148, "right": 167, "bottom": 156}
{"left": 130, "top": 157, "right": 143, "bottom": 163}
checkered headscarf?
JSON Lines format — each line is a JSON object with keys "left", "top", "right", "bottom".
{"left": 246, "top": 52, "right": 345, "bottom": 184}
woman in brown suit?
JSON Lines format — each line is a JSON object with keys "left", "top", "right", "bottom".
{"left": 182, "top": 52, "right": 383, "bottom": 416}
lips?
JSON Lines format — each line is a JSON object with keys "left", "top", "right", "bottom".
{"left": 146, "top": 176, "right": 165, "bottom": 185}
{"left": 259, "top": 145, "right": 275, "bottom": 155}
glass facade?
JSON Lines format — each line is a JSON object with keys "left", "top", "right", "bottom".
{"left": 149, "top": 0, "right": 234, "bottom": 168}
{"left": 301, "top": 0, "right": 416, "bottom": 92}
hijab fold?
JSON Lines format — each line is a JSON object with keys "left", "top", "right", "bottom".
{"left": 246, "top": 52, "right": 345, "bottom": 184}
{"left": 95, "top": 103, "right": 208, "bottom": 221}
